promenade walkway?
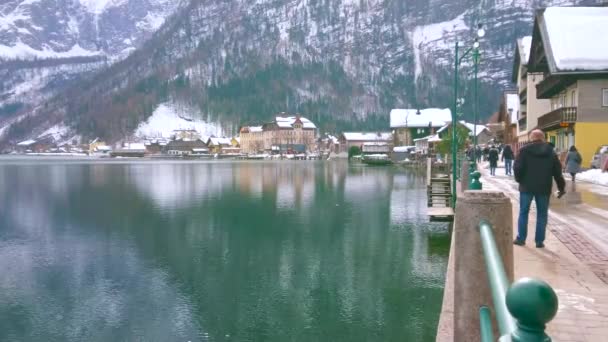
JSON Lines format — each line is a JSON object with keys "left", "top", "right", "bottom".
{"left": 479, "top": 166, "right": 608, "bottom": 342}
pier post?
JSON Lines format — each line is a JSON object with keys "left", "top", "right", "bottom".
{"left": 453, "top": 191, "right": 513, "bottom": 342}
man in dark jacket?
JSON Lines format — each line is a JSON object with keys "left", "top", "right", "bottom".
{"left": 513, "top": 130, "right": 566, "bottom": 248}
{"left": 502, "top": 144, "right": 515, "bottom": 176}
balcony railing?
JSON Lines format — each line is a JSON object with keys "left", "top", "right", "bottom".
{"left": 537, "top": 107, "right": 577, "bottom": 131}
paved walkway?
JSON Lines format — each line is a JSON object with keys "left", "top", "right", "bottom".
{"left": 479, "top": 165, "right": 608, "bottom": 342}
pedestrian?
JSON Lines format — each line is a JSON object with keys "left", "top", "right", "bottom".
{"left": 564, "top": 145, "right": 582, "bottom": 182}
{"left": 513, "top": 130, "right": 566, "bottom": 248}
{"left": 483, "top": 146, "right": 490, "bottom": 161}
{"left": 502, "top": 144, "right": 515, "bottom": 176}
{"left": 488, "top": 145, "right": 499, "bottom": 176}
{"left": 475, "top": 146, "right": 482, "bottom": 163}
{"left": 603, "top": 157, "right": 608, "bottom": 173}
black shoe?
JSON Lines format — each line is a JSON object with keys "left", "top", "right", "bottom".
{"left": 536, "top": 242, "right": 545, "bottom": 248}
{"left": 513, "top": 239, "right": 525, "bottom": 246}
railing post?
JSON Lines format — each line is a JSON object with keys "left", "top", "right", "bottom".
{"left": 506, "top": 278, "right": 559, "bottom": 342}
{"left": 453, "top": 191, "right": 513, "bottom": 341}
{"left": 461, "top": 158, "right": 471, "bottom": 193}
{"left": 470, "top": 170, "right": 483, "bottom": 190}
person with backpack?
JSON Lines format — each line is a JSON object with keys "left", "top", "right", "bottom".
{"left": 488, "top": 145, "right": 499, "bottom": 176}
{"left": 502, "top": 144, "right": 515, "bottom": 176}
{"left": 564, "top": 145, "right": 582, "bottom": 182}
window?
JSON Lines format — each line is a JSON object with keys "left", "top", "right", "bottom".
{"left": 571, "top": 90, "right": 576, "bottom": 107}
{"left": 603, "top": 89, "right": 608, "bottom": 107}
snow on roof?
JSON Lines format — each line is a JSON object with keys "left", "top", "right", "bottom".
{"left": 275, "top": 116, "right": 317, "bottom": 129}
{"left": 208, "top": 137, "right": 231, "bottom": 146}
{"left": 17, "top": 139, "right": 36, "bottom": 146}
{"left": 390, "top": 108, "right": 452, "bottom": 128}
{"left": 542, "top": 7, "right": 608, "bottom": 71}
{"left": 414, "top": 134, "right": 442, "bottom": 143}
{"left": 123, "top": 143, "right": 146, "bottom": 150}
{"left": 249, "top": 126, "right": 263, "bottom": 133}
{"left": 517, "top": 36, "right": 532, "bottom": 65}
{"left": 505, "top": 94, "right": 520, "bottom": 123}
{"left": 460, "top": 121, "right": 489, "bottom": 137}
{"left": 393, "top": 146, "right": 415, "bottom": 153}
{"left": 96, "top": 146, "right": 112, "bottom": 151}
{"left": 342, "top": 132, "right": 392, "bottom": 142}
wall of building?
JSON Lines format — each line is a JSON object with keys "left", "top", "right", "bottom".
{"left": 578, "top": 79, "right": 608, "bottom": 122}
{"left": 575, "top": 122, "right": 608, "bottom": 167}
{"left": 525, "top": 72, "right": 552, "bottom": 132}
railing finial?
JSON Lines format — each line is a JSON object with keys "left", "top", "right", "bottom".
{"left": 506, "top": 277, "right": 559, "bottom": 342}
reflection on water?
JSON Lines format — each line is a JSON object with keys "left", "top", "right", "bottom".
{"left": 0, "top": 160, "right": 450, "bottom": 342}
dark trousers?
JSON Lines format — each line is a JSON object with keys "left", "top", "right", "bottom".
{"left": 517, "top": 192, "right": 550, "bottom": 243}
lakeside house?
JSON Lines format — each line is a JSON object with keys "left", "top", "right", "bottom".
{"left": 512, "top": 35, "right": 551, "bottom": 146}
{"left": 525, "top": 6, "right": 608, "bottom": 163}
{"left": 390, "top": 108, "right": 452, "bottom": 146}
{"left": 166, "top": 138, "right": 208, "bottom": 156}
{"left": 239, "top": 114, "right": 317, "bottom": 154}
{"left": 111, "top": 143, "right": 146, "bottom": 157}
{"left": 207, "top": 137, "right": 232, "bottom": 154}
{"left": 339, "top": 132, "right": 393, "bottom": 153}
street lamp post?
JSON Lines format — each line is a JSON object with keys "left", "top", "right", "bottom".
{"left": 452, "top": 24, "right": 485, "bottom": 206}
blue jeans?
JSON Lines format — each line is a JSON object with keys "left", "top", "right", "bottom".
{"left": 505, "top": 159, "right": 513, "bottom": 175}
{"left": 517, "top": 192, "right": 550, "bottom": 244}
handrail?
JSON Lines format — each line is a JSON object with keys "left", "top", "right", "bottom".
{"left": 479, "top": 306, "right": 494, "bottom": 342}
{"left": 478, "top": 220, "right": 559, "bottom": 341}
{"left": 478, "top": 220, "right": 517, "bottom": 335}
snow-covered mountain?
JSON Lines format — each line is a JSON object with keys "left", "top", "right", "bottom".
{"left": 1, "top": 0, "right": 600, "bottom": 144}
{"left": 0, "top": 0, "right": 184, "bottom": 142}
{"left": 0, "top": 0, "right": 182, "bottom": 60}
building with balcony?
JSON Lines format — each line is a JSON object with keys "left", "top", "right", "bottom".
{"left": 526, "top": 6, "right": 608, "bottom": 163}
{"left": 239, "top": 115, "right": 317, "bottom": 154}
{"left": 390, "top": 108, "right": 452, "bottom": 146}
{"left": 512, "top": 35, "right": 552, "bottom": 145}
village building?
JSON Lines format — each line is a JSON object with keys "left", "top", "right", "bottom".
{"left": 512, "top": 35, "right": 552, "bottom": 146}
{"left": 339, "top": 132, "right": 393, "bottom": 153}
{"left": 526, "top": 6, "right": 608, "bottom": 163}
{"left": 390, "top": 108, "right": 452, "bottom": 146}
{"left": 165, "top": 138, "right": 207, "bottom": 156}
{"left": 488, "top": 91, "right": 520, "bottom": 145}
{"left": 414, "top": 134, "right": 442, "bottom": 156}
{"left": 207, "top": 137, "right": 232, "bottom": 154}
{"left": 239, "top": 115, "right": 317, "bottom": 154}
{"left": 111, "top": 143, "right": 146, "bottom": 157}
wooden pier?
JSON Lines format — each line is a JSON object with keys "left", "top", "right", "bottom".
{"left": 426, "top": 159, "right": 455, "bottom": 222}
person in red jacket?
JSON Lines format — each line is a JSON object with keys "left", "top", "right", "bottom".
{"left": 513, "top": 130, "right": 566, "bottom": 248}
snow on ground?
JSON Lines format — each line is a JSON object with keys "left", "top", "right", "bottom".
{"left": 577, "top": 169, "right": 608, "bottom": 187}
{"left": 543, "top": 7, "right": 608, "bottom": 71}
{"left": 0, "top": 40, "right": 100, "bottom": 60}
{"left": 78, "top": 0, "right": 128, "bottom": 14}
{"left": 38, "top": 124, "right": 70, "bottom": 141}
{"left": 134, "top": 102, "right": 222, "bottom": 139}
{"left": 411, "top": 13, "right": 468, "bottom": 79}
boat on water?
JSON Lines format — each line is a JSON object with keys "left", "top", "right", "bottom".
{"left": 361, "top": 154, "right": 393, "bottom": 166}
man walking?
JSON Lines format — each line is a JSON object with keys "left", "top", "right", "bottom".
{"left": 513, "top": 130, "right": 566, "bottom": 248}
{"left": 502, "top": 144, "right": 514, "bottom": 176}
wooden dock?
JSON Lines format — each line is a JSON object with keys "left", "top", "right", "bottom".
{"left": 426, "top": 159, "right": 455, "bottom": 221}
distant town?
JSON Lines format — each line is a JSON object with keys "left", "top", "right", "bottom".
{"left": 3, "top": 109, "right": 497, "bottom": 162}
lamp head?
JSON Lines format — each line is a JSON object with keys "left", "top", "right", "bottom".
{"left": 473, "top": 39, "right": 480, "bottom": 49}
{"left": 477, "top": 24, "right": 486, "bottom": 38}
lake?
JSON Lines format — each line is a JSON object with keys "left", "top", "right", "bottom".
{"left": 0, "top": 158, "right": 450, "bottom": 342}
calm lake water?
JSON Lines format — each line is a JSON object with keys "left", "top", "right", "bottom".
{"left": 0, "top": 158, "right": 450, "bottom": 342}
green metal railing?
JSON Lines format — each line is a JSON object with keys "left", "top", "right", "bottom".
{"left": 478, "top": 220, "right": 559, "bottom": 342}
